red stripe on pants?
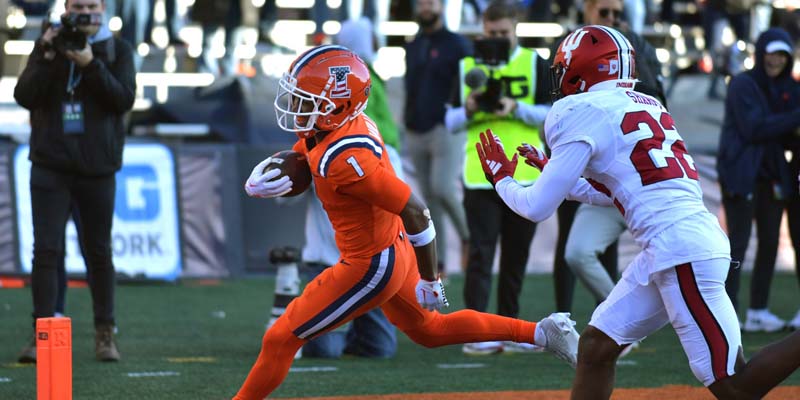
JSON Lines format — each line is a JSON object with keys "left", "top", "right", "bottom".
{"left": 675, "top": 263, "right": 730, "bottom": 381}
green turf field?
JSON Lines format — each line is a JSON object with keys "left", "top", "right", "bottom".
{"left": 1, "top": 272, "right": 798, "bottom": 399}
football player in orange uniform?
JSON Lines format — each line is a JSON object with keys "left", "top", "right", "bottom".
{"left": 233, "top": 45, "right": 580, "bottom": 399}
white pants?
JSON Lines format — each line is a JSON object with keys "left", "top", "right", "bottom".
{"left": 590, "top": 258, "right": 741, "bottom": 386}
{"left": 565, "top": 204, "right": 624, "bottom": 302}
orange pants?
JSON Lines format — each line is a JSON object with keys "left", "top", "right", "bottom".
{"left": 233, "top": 234, "right": 537, "bottom": 399}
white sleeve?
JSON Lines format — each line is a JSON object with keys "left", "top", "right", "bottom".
{"left": 495, "top": 141, "right": 612, "bottom": 222}
{"left": 567, "top": 179, "right": 614, "bottom": 206}
{"left": 514, "top": 102, "right": 550, "bottom": 126}
{"left": 444, "top": 106, "right": 468, "bottom": 133}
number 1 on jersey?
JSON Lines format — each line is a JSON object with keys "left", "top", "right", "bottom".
{"left": 621, "top": 111, "right": 698, "bottom": 186}
{"left": 346, "top": 156, "right": 365, "bottom": 177}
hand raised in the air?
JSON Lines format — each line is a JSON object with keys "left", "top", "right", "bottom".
{"left": 244, "top": 157, "right": 292, "bottom": 198}
{"left": 517, "top": 143, "right": 549, "bottom": 172}
{"left": 476, "top": 129, "right": 518, "bottom": 186}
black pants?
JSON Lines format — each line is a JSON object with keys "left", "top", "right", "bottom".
{"left": 553, "top": 200, "right": 618, "bottom": 312}
{"left": 30, "top": 164, "right": 117, "bottom": 327}
{"left": 724, "top": 181, "right": 800, "bottom": 311}
{"left": 462, "top": 189, "right": 536, "bottom": 318}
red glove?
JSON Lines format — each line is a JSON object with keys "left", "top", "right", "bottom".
{"left": 517, "top": 143, "right": 549, "bottom": 172}
{"left": 476, "top": 129, "right": 518, "bottom": 186}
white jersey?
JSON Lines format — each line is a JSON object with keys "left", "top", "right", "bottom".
{"left": 544, "top": 88, "right": 730, "bottom": 277}
{"left": 496, "top": 87, "right": 730, "bottom": 278}
{"left": 546, "top": 89, "right": 702, "bottom": 243}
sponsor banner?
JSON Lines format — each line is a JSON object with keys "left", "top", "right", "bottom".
{"left": 14, "top": 144, "right": 182, "bottom": 281}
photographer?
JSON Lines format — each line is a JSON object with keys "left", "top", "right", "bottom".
{"left": 444, "top": 0, "right": 551, "bottom": 355}
{"left": 15, "top": 0, "right": 135, "bottom": 363}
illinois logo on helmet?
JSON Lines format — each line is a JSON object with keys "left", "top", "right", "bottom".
{"left": 274, "top": 45, "right": 372, "bottom": 139}
{"left": 550, "top": 25, "right": 636, "bottom": 100}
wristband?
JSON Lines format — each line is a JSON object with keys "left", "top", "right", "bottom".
{"left": 407, "top": 222, "right": 436, "bottom": 247}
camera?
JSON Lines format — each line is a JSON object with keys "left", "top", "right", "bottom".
{"left": 51, "top": 13, "right": 93, "bottom": 53}
{"left": 466, "top": 38, "right": 511, "bottom": 113}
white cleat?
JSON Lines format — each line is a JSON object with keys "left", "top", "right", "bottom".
{"left": 539, "top": 312, "right": 580, "bottom": 368}
{"left": 743, "top": 309, "right": 786, "bottom": 333}
{"left": 789, "top": 309, "right": 800, "bottom": 331}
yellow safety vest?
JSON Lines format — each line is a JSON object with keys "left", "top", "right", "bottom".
{"left": 460, "top": 47, "right": 543, "bottom": 189}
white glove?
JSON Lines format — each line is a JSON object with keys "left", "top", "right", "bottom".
{"left": 415, "top": 278, "right": 449, "bottom": 311}
{"left": 244, "top": 157, "right": 293, "bottom": 198}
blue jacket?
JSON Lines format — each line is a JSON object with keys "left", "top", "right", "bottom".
{"left": 717, "top": 28, "right": 800, "bottom": 198}
{"left": 403, "top": 27, "right": 471, "bottom": 132}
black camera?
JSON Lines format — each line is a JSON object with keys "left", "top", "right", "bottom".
{"left": 473, "top": 37, "right": 510, "bottom": 68}
{"left": 465, "top": 38, "right": 512, "bottom": 112}
{"left": 52, "top": 13, "right": 93, "bottom": 53}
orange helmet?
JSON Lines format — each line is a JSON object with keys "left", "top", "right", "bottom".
{"left": 551, "top": 25, "right": 636, "bottom": 100}
{"left": 274, "top": 45, "right": 372, "bottom": 139}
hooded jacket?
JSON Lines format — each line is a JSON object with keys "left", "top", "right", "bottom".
{"left": 716, "top": 28, "right": 800, "bottom": 198}
{"left": 14, "top": 25, "right": 136, "bottom": 176}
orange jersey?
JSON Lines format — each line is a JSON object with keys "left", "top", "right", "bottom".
{"left": 293, "top": 115, "right": 412, "bottom": 258}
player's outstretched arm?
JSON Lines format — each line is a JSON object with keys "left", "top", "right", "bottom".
{"left": 400, "top": 193, "right": 448, "bottom": 311}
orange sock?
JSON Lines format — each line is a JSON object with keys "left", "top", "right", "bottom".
{"left": 233, "top": 317, "right": 305, "bottom": 400}
{"left": 403, "top": 309, "right": 536, "bottom": 348}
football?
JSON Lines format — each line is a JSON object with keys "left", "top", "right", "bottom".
{"left": 263, "top": 150, "right": 312, "bottom": 197}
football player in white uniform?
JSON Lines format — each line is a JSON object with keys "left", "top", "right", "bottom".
{"left": 476, "top": 25, "right": 800, "bottom": 399}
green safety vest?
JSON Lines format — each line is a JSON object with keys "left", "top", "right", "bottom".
{"left": 460, "top": 48, "right": 543, "bottom": 189}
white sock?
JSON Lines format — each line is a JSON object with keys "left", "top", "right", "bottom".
{"left": 534, "top": 323, "right": 546, "bottom": 347}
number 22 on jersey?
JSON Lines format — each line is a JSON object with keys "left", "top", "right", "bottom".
{"left": 621, "top": 111, "right": 699, "bottom": 186}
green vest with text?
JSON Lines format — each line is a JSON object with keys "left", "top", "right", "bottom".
{"left": 460, "top": 48, "right": 542, "bottom": 189}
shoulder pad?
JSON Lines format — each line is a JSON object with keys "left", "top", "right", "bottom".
{"left": 318, "top": 134, "right": 384, "bottom": 181}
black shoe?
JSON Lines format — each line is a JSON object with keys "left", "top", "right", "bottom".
{"left": 17, "top": 335, "right": 36, "bottom": 364}
{"left": 95, "top": 324, "right": 120, "bottom": 362}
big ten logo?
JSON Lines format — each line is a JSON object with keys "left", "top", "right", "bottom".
{"left": 500, "top": 76, "right": 529, "bottom": 99}
{"left": 115, "top": 165, "right": 160, "bottom": 221}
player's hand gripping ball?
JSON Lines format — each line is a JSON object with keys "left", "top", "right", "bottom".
{"left": 245, "top": 150, "right": 312, "bottom": 198}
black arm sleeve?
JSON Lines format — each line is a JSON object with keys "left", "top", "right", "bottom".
{"left": 14, "top": 40, "right": 56, "bottom": 110}
{"left": 81, "top": 38, "right": 136, "bottom": 114}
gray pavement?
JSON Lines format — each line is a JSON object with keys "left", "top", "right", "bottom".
{"left": 667, "top": 74, "right": 725, "bottom": 156}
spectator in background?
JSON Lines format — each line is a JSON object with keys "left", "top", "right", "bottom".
{"left": 191, "top": 0, "right": 241, "bottom": 77}
{"left": 522, "top": 0, "right": 553, "bottom": 22}
{"left": 257, "top": 0, "right": 277, "bottom": 45}
{"left": 622, "top": 0, "right": 645, "bottom": 34}
{"left": 144, "top": 0, "right": 184, "bottom": 46}
{"left": 337, "top": 17, "right": 404, "bottom": 172}
{"left": 55, "top": 207, "right": 88, "bottom": 318}
{"left": 14, "top": 0, "right": 135, "bottom": 363}
{"left": 702, "top": 0, "right": 751, "bottom": 100}
{"left": 562, "top": 0, "right": 667, "bottom": 316}
{"left": 445, "top": 0, "right": 551, "bottom": 355}
{"left": 717, "top": 28, "right": 800, "bottom": 332}
{"left": 404, "top": 0, "right": 471, "bottom": 279}
{"left": 115, "top": 0, "right": 150, "bottom": 49}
